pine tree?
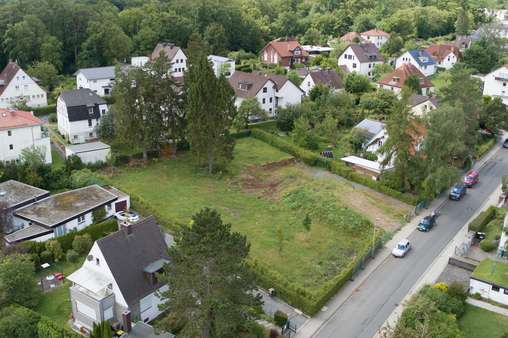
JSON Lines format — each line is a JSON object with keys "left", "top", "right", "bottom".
{"left": 185, "top": 35, "right": 237, "bottom": 173}
{"left": 159, "top": 208, "right": 260, "bottom": 338}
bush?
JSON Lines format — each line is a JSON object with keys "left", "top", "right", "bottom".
{"left": 66, "top": 249, "right": 80, "bottom": 263}
{"left": 274, "top": 310, "right": 288, "bottom": 327}
{"left": 69, "top": 168, "right": 103, "bottom": 188}
{"left": 54, "top": 219, "right": 117, "bottom": 253}
{"left": 48, "top": 113, "right": 57, "bottom": 123}
{"left": 72, "top": 234, "right": 93, "bottom": 255}
{"left": 468, "top": 206, "right": 497, "bottom": 232}
{"left": 45, "top": 240, "right": 63, "bottom": 262}
{"left": 32, "top": 104, "right": 56, "bottom": 116}
{"left": 480, "top": 239, "right": 497, "bottom": 252}
{"left": 92, "top": 207, "right": 107, "bottom": 223}
{"left": 40, "top": 250, "right": 53, "bottom": 263}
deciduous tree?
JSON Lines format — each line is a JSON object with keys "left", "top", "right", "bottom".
{"left": 0, "top": 254, "right": 41, "bottom": 308}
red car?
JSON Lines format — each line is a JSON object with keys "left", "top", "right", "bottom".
{"left": 464, "top": 170, "right": 479, "bottom": 188}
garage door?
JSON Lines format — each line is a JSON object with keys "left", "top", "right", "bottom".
{"left": 115, "top": 200, "right": 127, "bottom": 212}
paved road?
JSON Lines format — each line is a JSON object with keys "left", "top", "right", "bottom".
{"left": 314, "top": 147, "right": 508, "bottom": 338}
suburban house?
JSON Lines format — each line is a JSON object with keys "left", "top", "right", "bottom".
{"left": 339, "top": 32, "right": 365, "bottom": 44}
{"left": 4, "top": 183, "right": 130, "bottom": 245}
{"left": 150, "top": 42, "right": 187, "bottom": 78}
{"left": 426, "top": 44, "right": 461, "bottom": 70}
{"left": 260, "top": 38, "right": 309, "bottom": 67}
{"left": 300, "top": 69, "right": 343, "bottom": 95}
{"left": 75, "top": 66, "right": 117, "bottom": 97}
{"left": 470, "top": 259, "right": 508, "bottom": 306}
{"left": 360, "top": 29, "right": 390, "bottom": 48}
{"left": 57, "top": 88, "right": 108, "bottom": 144}
{"left": 408, "top": 94, "right": 438, "bottom": 117}
{"left": 483, "top": 65, "right": 508, "bottom": 104}
{"left": 67, "top": 216, "right": 169, "bottom": 334}
{"left": 228, "top": 71, "right": 303, "bottom": 118}
{"left": 455, "top": 35, "right": 473, "bottom": 51}
{"left": 341, "top": 119, "right": 389, "bottom": 180}
{"left": 0, "top": 108, "right": 51, "bottom": 164}
{"left": 0, "top": 61, "right": 47, "bottom": 109}
{"left": 337, "top": 43, "right": 384, "bottom": 78}
{"left": 208, "top": 55, "right": 236, "bottom": 78}
{"left": 395, "top": 49, "right": 437, "bottom": 77}
{"left": 378, "top": 63, "right": 434, "bottom": 96}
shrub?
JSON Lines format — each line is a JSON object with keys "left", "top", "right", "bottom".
{"left": 92, "top": 207, "right": 107, "bottom": 223}
{"left": 45, "top": 240, "right": 63, "bottom": 262}
{"left": 55, "top": 219, "right": 117, "bottom": 252}
{"left": 72, "top": 234, "right": 93, "bottom": 255}
{"left": 468, "top": 206, "right": 497, "bottom": 232}
{"left": 69, "top": 168, "right": 103, "bottom": 188}
{"left": 274, "top": 310, "right": 288, "bottom": 327}
{"left": 48, "top": 113, "right": 57, "bottom": 123}
{"left": 40, "top": 250, "right": 53, "bottom": 263}
{"left": 32, "top": 104, "right": 56, "bottom": 116}
{"left": 471, "top": 292, "right": 482, "bottom": 300}
{"left": 480, "top": 239, "right": 497, "bottom": 252}
{"left": 66, "top": 250, "right": 80, "bottom": 263}
{"left": 447, "top": 282, "right": 468, "bottom": 302}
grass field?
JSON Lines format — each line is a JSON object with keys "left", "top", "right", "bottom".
{"left": 51, "top": 148, "right": 65, "bottom": 168}
{"left": 107, "top": 138, "right": 409, "bottom": 292}
{"left": 459, "top": 304, "right": 508, "bottom": 338}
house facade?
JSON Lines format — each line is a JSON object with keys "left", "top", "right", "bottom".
{"left": 151, "top": 43, "right": 187, "bottom": 78}
{"left": 409, "top": 94, "right": 438, "bottom": 117}
{"left": 426, "top": 44, "right": 461, "bottom": 70}
{"left": 208, "top": 55, "right": 235, "bottom": 78}
{"left": 75, "top": 66, "right": 117, "bottom": 97}
{"left": 395, "top": 50, "right": 437, "bottom": 77}
{"left": 228, "top": 71, "right": 303, "bottom": 118}
{"left": 260, "top": 38, "right": 309, "bottom": 67}
{"left": 377, "top": 63, "right": 434, "bottom": 96}
{"left": 483, "top": 65, "right": 508, "bottom": 104}
{"left": 338, "top": 43, "right": 384, "bottom": 78}
{"left": 4, "top": 184, "right": 129, "bottom": 245}
{"left": 300, "top": 70, "right": 343, "bottom": 95}
{"left": 0, "top": 109, "right": 51, "bottom": 164}
{"left": 470, "top": 259, "right": 508, "bottom": 306}
{"left": 0, "top": 62, "right": 47, "bottom": 108}
{"left": 57, "top": 88, "right": 108, "bottom": 144}
{"left": 360, "top": 29, "right": 390, "bottom": 48}
{"left": 67, "top": 217, "right": 169, "bottom": 334}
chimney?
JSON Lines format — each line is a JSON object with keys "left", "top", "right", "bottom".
{"left": 119, "top": 221, "right": 133, "bottom": 235}
{"left": 122, "top": 310, "right": 132, "bottom": 332}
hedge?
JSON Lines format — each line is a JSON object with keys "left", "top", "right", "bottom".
{"left": 250, "top": 129, "right": 418, "bottom": 206}
{"left": 475, "top": 138, "right": 496, "bottom": 159}
{"left": 32, "top": 104, "right": 56, "bottom": 116}
{"left": 468, "top": 206, "right": 497, "bottom": 232}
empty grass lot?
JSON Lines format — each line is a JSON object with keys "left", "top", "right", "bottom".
{"left": 107, "top": 138, "right": 409, "bottom": 291}
{"left": 459, "top": 304, "right": 508, "bottom": 338}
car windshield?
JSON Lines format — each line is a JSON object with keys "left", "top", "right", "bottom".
{"left": 421, "top": 218, "right": 430, "bottom": 225}
{"left": 397, "top": 244, "right": 406, "bottom": 250}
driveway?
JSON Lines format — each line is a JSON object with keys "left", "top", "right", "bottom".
{"left": 312, "top": 145, "right": 508, "bottom": 338}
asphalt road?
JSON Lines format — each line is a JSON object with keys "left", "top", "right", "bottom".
{"left": 314, "top": 147, "right": 508, "bottom": 338}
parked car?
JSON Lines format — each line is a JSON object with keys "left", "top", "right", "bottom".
{"left": 417, "top": 214, "right": 437, "bottom": 232}
{"left": 449, "top": 183, "right": 466, "bottom": 200}
{"left": 503, "top": 138, "right": 508, "bottom": 148}
{"left": 115, "top": 210, "right": 140, "bottom": 223}
{"left": 464, "top": 170, "right": 479, "bottom": 188}
{"left": 392, "top": 239, "right": 411, "bottom": 257}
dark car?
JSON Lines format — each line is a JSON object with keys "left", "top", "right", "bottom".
{"left": 449, "top": 183, "right": 467, "bottom": 200}
{"left": 417, "top": 214, "right": 437, "bottom": 232}
{"left": 503, "top": 138, "right": 508, "bottom": 149}
{"left": 464, "top": 170, "right": 479, "bottom": 188}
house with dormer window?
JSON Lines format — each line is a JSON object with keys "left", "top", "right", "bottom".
{"left": 260, "top": 38, "right": 309, "bottom": 67}
{"left": 337, "top": 43, "right": 384, "bottom": 78}
{"left": 395, "top": 49, "right": 437, "bottom": 77}
{"left": 57, "top": 88, "right": 108, "bottom": 144}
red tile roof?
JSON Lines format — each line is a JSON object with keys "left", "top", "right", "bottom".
{"left": 263, "top": 38, "right": 308, "bottom": 58}
{"left": 0, "top": 62, "right": 21, "bottom": 96}
{"left": 0, "top": 109, "right": 42, "bottom": 130}
{"left": 426, "top": 44, "right": 461, "bottom": 62}
{"left": 361, "top": 29, "right": 390, "bottom": 37}
{"left": 378, "top": 63, "right": 433, "bottom": 89}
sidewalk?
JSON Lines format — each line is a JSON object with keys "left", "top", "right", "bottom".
{"left": 466, "top": 298, "right": 508, "bottom": 316}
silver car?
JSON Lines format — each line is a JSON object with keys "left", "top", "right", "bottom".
{"left": 392, "top": 239, "right": 411, "bottom": 257}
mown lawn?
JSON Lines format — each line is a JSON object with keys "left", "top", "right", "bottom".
{"left": 107, "top": 138, "right": 408, "bottom": 290}
{"left": 459, "top": 304, "right": 508, "bottom": 338}
{"left": 51, "top": 148, "right": 65, "bottom": 169}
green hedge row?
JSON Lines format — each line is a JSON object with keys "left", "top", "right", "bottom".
{"left": 250, "top": 129, "right": 418, "bottom": 206}
{"left": 32, "top": 104, "right": 56, "bottom": 116}
{"left": 468, "top": 206, "right": 498, "bottom": 232}
{"left": 475, "top": 138, "right": 496, "bottom": 159}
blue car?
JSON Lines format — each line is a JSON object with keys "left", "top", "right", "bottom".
{"left": 503, "top": 138, "right": 508, "bottom": 149}
{"left": 449, "top": 183, "right": 466, "bottom": 200}
{"left": 417, "top": 214, "right": 437, "bottom": 232}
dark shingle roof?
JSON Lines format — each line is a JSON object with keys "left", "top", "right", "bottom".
{"left": 378, "top": 63, "right": 433, "bottom": 89}
{"left": 59, "top": 88, "right": 106, "bottom": 122}
{"left": 228, "top": 71, "right": 274, "bottom": 99}
{"left": 151, "top": 43, "right": 183, "bottom": 61}
{"left": 309, "top": 70, "right": 343, "bottom": 90}
{"left": 97, "top": 216, "right": 169, "bottom": 305}
{"left": 349, "top": 43, "right": 384, "bottom": 63}
{"left": 75, "top": 66, "right": 116, "bottom": 80}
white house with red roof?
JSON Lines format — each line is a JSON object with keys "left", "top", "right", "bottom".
{"left": 426, "top": 44, "right": 461, "bottom": 70}
{"left": 360, "top": 29, "right": 390, "bottom": 48}
{"left": 377, "top": 63, "right": 434, "bottom": 96}
{"left": 0, "top": 108, "right": 51, "bottom": 163}
{"left": 483, "top": 65, "right": 508, "bottom": 104}
{"left": 0, "top": 62, "right": 47, "bottom": 109}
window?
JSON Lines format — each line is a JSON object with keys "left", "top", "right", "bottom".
{"left": 263, "top": 87, "right": 267, "bottom": 93}
{"left": 503, "top": 82, "right": 506, "bottom": 87}
{"left": 101, "top": 109, "right": 106, "bottom": 114}
{"left": 352, "top": 63, "right": 356, "bottom": 69}
{"left": 103, "top": 307, "right": 113, "bottom": 320}
{"left": 88, "top": 107, "right": 94, "bottom": 114}
{"left": 78, "top": 215, "right": 85, "bottom": 223}
{"left": 9, "top": 144, "right": 13, "bottom": 150}
{"left": 504, "top": 289, "right": 508, "bottom": 295}
{"left": 7, "top": 130, "right": 11, "bottom": 136}
{"left": 96, "top": 258, "right": 100, "bottom": 265}
{"left": 89, "top": 132, "right": 93, "bottom": 137}
{"left": 88, "top": 119, "right": 92, "bottom": 127}
{"left": 269, "top": 108, "right": 273, "bottom": 114}
{"left": 492, "top": 285, "right": 500, "bottom": 292}
{"left": 55, "top": 225, "right": 66, "bottom": 237}
{"left": 73, "top": 135, "right": 78, "bottom": 140}
{"left": 262, "top": 98, "right": 266, "bottom": 104}
{"left": 269, "top": 98, "right": 272, "bottom": 103}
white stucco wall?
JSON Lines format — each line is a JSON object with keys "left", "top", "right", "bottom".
{"left": 277, "top": 81, "right": 303, "bottom": 108}
{"left": 0, "top": 125, "right": 51, "bottom": 164}
{"left": 300, "top": 74, "right": 316, "bottom": 95}
{"left": 66, "top": 146, "right": 111, "bottom": 164}
{"left": 57, "top": 98, "right": 108, "bottom": 144}
{"left": 411, "top": 100, "right": 436, "bottom": 117}
{"left": 170, "top": 49, "right": 187, "bottom": 77}
{"left": 483, "top": 67, "right": 508, "bottom": 104}
{"left": 435, "top": 52, "right": 458, "bottom": 70}
{"left": 209, "top": 58, "right": 235, "bottom": 78}
{"left": 470, "top": 278, "right": 508, "bottom": 305}
{"left": 0, "top": 68, "right": 47, "bottom": 108}
{"left": 360, "top": 34, "right": 388, "bottom": 48}
{"left": 338, "top": 47, "right": 382, "bottom": 78}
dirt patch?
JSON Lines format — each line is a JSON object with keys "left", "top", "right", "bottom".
{"left": 238, "top": 159, "right": 295, "bottom": 199}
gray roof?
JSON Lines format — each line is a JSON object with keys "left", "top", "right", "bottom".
{"left": 66, "top": 141, "right": 111, "bottom": 154}
{"left": 309, "top": 70, "right": 343, "bottom": 89}
{"left": 60, "top": 88, "right": 106, "bottom": 107}
{"left": 409, "top": 94, "right": 439, "bottom": 108}
{"left": 4, "top": 223, "right": 52, "bottom": 244}
{"left": 349, "top": 43, "right": 384, "bottom": 63}
{"left": 208, "top": 55, "right": 233, "bottom": 62}
{"left": 15, "top": 185, "right": 117, "bottom": 228}
{"left": 355, "top": 119, "right": 386, "bottom": 139}
{"left": 97, "top": 216, "right": 169, "bottom": 306}
{"left": 151, "top": 43, "right": 183, "bottom": 61}
{"left": 125, "top": 322, "right": 174, "bottom": 338}
{"left": 75, "top": 66, "right": 116, "bottom": 80}
{"left": 0, "top": 180, "right": 49, "bottom": 209}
